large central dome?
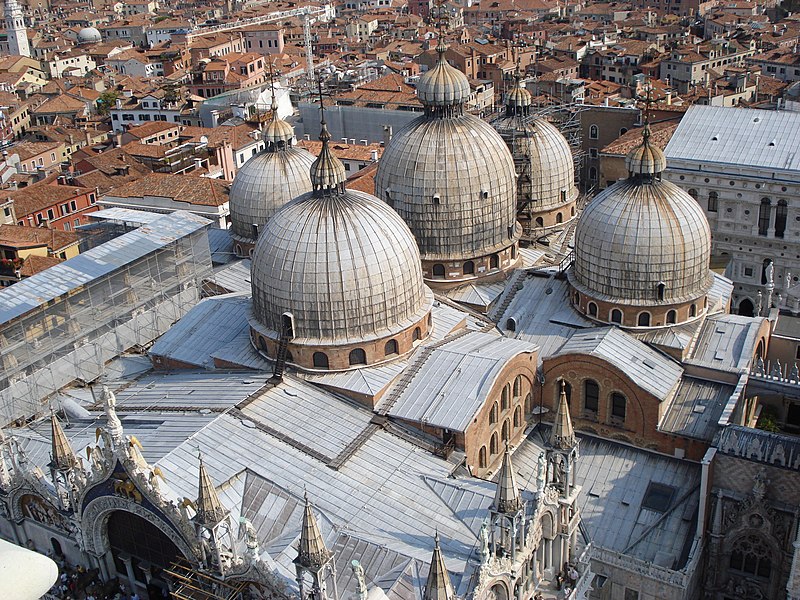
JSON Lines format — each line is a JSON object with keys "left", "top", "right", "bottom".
{"left": 374, "top": 41, "right": 520, "bottom": 287}
{"left": 569, "top": 126, "right": 712, "bottom": 327}
{"left": 250, "top": 121, "right": 433, "bottom": 371}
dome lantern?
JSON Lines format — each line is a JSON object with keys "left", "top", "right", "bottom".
{"left": 416, "top": 39, "right": 471, "bottom": 118}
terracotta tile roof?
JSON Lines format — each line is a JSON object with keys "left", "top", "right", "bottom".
{"left": 32, "top": 94, "right": 88, "bottom": 115}
{"left": 105, "top": 172, "right": 229, "bottom": 207}
{"left": 18, "top": 254, "right": 64, "bottom": 277}
{"left": 600, "top": 120, "right": 679, "bottom": 156}
{"left": 12, "top": 141, "right": 63, "bottom": 162}
{"left": 0, "top": 224, "right": 81, "bottom": 251}
{"left": 345, "top": 161, "right": 378, "bottom": 194}
{"left": 6, "top": 181, "right": 91, "bottom": 218}
{"left": 125, "top": 121, "right": 181, "bottom": 140}
{"left": 296, "top": 140, "right": 384, "bottom": 162}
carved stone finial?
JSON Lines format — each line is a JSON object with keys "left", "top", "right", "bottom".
{"left": 752, "top": 467, "right": 768, "bottom": 500}
{"left": 100, "top": 385, "right": 124, "bottom": 445}
{"left": 352, "top": 560, "right": 368, "bottom": 600}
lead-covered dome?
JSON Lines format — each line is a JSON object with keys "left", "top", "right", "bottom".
{"left": 77, "top": 27, "right": 102, "bottom": 44}
{"left": 250, "top": 121, "right": 432, "bottom": 368}
{"left": 228, "top": 114, "right": 315, "bottom": 254}
{"left": 570, "top": 129, "right": 712, "bottom": 308}
{"left": 375, "top": 42, "right": 519, "bottom": 278}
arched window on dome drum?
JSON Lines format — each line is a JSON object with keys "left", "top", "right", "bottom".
{"left": 556, "top": 213, "right": 563, "bottom": 224}
{"left": 571, "top": 206, "right": 576, "bottom": 217}
{"left": 535, "top": 217, "right": 544, "bottom": 227}
{"left": 258, "top": 336, "right": 268, "bottom": 353}
{"left": 689, "top": 304, "right": 697, "bottom": 318}
{"left": 525, "top": 393, "right": 532, "bottom": 415}
{"left": 490, "top": 432, "right": 499, "bottom": 455}
{"left": 413, "top": 327, "right": 422, "bottom": 341}
{"left": 589, "top": 167, "right": 597, "bottom": 181}
{"left": 775, "top": 200, "right": 788, "bottom": 238}
{"left": 384, "top": 339, "right": 398, "bottom": 356}
{"left": 349, "top": 348, "right": 367, "bottom": 366}
{"left": 235, "top": 244, "right": 242, "bottom": 256}
{"left": 638, "top": 312, "right": 651, "bottom": 327}
{"left": 589, "top": 124, "right": 598, "bottom": 139}
{"left": 584, "top": 380, "right": 599, "bottom": 413}
{"left": 588, "top": 302, "right": 598, "bottom": 317}
{"left": 707, "top": 191, "right": 718, "bottom": 212}
{"left": 428, "top": 313, "right": 433, "bottom": 326}
{"left": 432, "top": 264, "right": 445, "bottom": 278}
{"left": 489, "top": 402, "right": 498, "bottom": 425}
{"left": 506, "top": 317, "right": 516, "bottom": 332}
{"left": 657, "top": 282, "right": 665, "bottom": 301}
{"left": 758, "top": 198, "right": 771, "bottom": 236}
{"left": 513, "top": 375, "right": 522, "bottom": 398}
{"left": 611, "top": 392, "right": 626, "bottom": 422}
{"left": 501, "top": 384, "right": 510, "bottom": 410}
{"left": 502, "top": 419, "right": 510, "bottom": 441}
{"left": 479, "top": 446, "right": 487, "bottom": 468}
{"left": 666, "top": 309, "right": 677, "bottom": 324}
{"left": 513, "top": 406, "right": 522, "bottom": 428}
{"left": 511, "top": 245, "right": 517, "bottom": 259}
{"left": 610, "top": 309, "right": 622, "bottom": 324}
{"left": 463, "top": 260, "right": 475, "bottom": 275}
{"left": 688, "top": 189, "right": 698, "bottom": 202}
{"left": 490, "top": 254, "right": 499, "bottom": 269}
{"left": 313, "top": 352, "right": 329, "bottom": 368}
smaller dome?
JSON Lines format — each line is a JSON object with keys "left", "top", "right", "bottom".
{"left": 77, "top": 27, "right": 102, "bottom": 44}
{"left": 625, "top": 127, "right": 667, "bottom": 176}
{"left": 506, "top": 84, "right": 532, "bottom": 110}
{"left": 264, "top": 118, "right": 295, "bottom": 146}
{"left": 417, "top": 42, "right": 471, "bottom": 108}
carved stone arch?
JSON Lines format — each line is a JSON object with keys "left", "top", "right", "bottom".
{"left": 81, "top": 495, "right": 198, "bottom": 561}
{"left": 487, "top": 578, "right": 512, "bottom": 600}
{"left": 539, "top": 509, "right": 556, "bottom": 539}
{"left": 9, "top": 482, "right": 58, "bottom": 523}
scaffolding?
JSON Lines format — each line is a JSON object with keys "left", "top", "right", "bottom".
{"left": 0, "top": 212, "right": 213, "bottom": 426}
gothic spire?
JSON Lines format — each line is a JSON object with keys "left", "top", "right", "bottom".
{"left": 49, "top": 411, "right": 77, "bottom": 472}
{"left": 195, "top": 453, "right": 228, "bottom": 526}
{"left": 423, "top": 532, "right": 454, "bottom": 600}
{"left": 493, "top": 444, "right": 522, "bottom": 513}
{"left": 549, "top": 381, "right": 576, "bottom": 449}
{"left": 296, "top": 492, "right": 332, "bottom": 570}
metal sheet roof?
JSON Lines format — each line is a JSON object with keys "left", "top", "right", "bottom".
{"left": 207, "top": 227, "right": 234, "bottom": 264}
{"left": 665, "top": 105, "right": 800, "bottom": 173}
{"left": 515, "top": 428, "right": 701, "bottom": 567}
{"left": 0, "top": 211, "right": 210, "bottom": 324}
{"left": 87, "top": 207, "right": 163, "bottom": 224}
{"left": 149, "top": 293, "right": 252, "bottom": 369}
{"left": 387, "top": 332, "right": 537, "bottom": 431}
{"left": 114, "top": 371, "right": 269, "bottom": 410}
{"left": 659, "top": 377, "right": 735, "bottom": 441}
{"left": 687, "top": 313, "right": 764, "bottom": 372}
{"left": 492, "top": 274, "right": 590, "bottom": 365}
{"left": 206, "top": 259, "right": 251, "bottom": 293}
{"left": 554, "top": 327, "right": 683, "bottom": 401}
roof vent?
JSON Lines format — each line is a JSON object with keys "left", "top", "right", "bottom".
{"left": 711, "top": 136, "right": 719, "bottom": 141}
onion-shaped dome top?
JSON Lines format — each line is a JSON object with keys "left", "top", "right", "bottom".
{"left": 264, "top": 117, "right": 295, "bottom": 147}
{"left": 625, "top": 126, "right": 667, "bottom": 176}
{"left": 250, "top": 117, "right": 432, "bottom": 344}
{"left": 228, "top": 145, "right": 315, "bottom": 241}
{"left": 417, "top": 41, "right": 471, "bottom": 111}
{"left": 570, "top": 131, "right": 712, "bottom": 306}
{"left": 375, "top": 114, "right": 518, "bottom": 261}
{"left": 310, "top": 122, "right": 347, "bottom": 193}
{"left": 77, "top": 27, "right": 102, "bottom": 44}
{"left": 506, "top": 84, "right": 532, "bottom": 111}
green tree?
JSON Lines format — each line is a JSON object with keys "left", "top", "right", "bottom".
{"left": 97, "top": 90, "right": 120, "bottom": 116}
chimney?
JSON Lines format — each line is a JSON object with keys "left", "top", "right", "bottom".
{"left": 666, "top": 90, "right": 672, "bottom": 105}
{"left": 370, "top": 149, "right": 378, "bottom": 161}
{"left": 382, "top": 125, "right": 392, "bottom": 146}
{"left": 115, "top": 132, "right": 123, "bottom": 148}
